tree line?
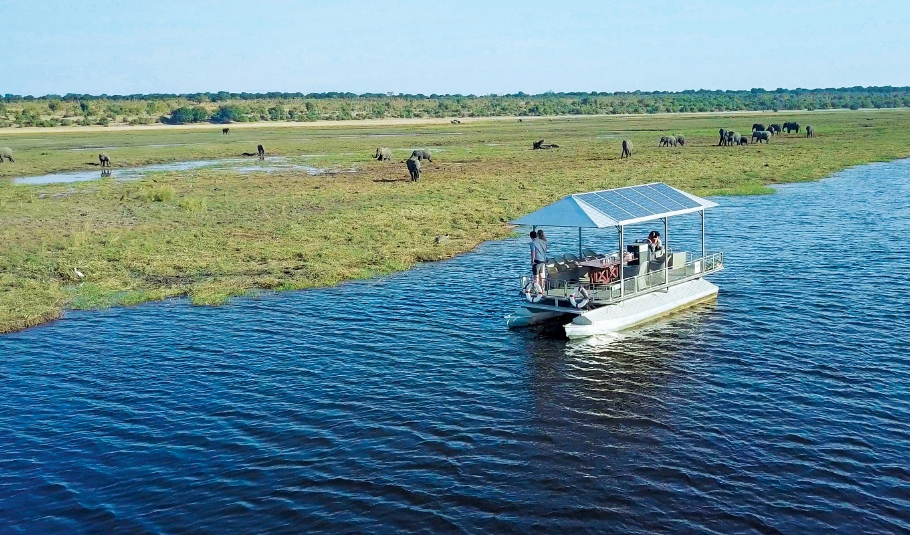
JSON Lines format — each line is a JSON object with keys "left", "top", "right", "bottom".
{"left": 1, "top": 86, "right": 909, "bottom": 127}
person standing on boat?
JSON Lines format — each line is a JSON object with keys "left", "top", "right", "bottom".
{"left": 530, "top": 230, "right": 548, "bottom": 289}
{"left": 534, "top": 229, "right": 549, "bottom": 289}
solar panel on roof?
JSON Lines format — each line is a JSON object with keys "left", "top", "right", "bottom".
{"left": 614, "top": 187, "right": 668, "bottom": 214}
{"left": 646, "top": 183, "right": 703, "bottom": 210}
{"left": 576, "top": 192, "right": 636, "bottom": 222}
{"left": 598, "top": 190, "right": 652, "bottom": 219}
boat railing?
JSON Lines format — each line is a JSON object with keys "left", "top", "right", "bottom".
{"left": 519, "top": 252, "right": 723, "bottom": 307}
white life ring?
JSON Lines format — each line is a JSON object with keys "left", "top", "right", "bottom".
{"left": 524, "top": 282, "right": 544, "bottom": 303}
{"left": 569, "top": 286, "right": 590, "bottom": 308}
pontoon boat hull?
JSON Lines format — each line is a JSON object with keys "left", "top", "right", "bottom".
{"left": 563, "top": 278, "right": 718, "bottom": 338}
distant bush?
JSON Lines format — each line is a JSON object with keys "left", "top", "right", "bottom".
{"left": 267, "top": 105, "right": 286, "bottom": 121}
{"left": 211, "top": 104, "right": 245, "bottom": 123}
{"left": 166, "top": 106, "right": 210, "bottom": 124}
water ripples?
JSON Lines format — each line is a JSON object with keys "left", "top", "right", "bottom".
{"left": 2, "top": 160, "right": 910, "bottom": 532}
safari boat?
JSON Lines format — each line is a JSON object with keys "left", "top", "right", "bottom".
{"left": 505, "top": 183, "right": 723, "bottom": 338}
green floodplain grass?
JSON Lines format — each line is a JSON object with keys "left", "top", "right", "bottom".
{"left": 1, "top": 109, "right": 909, "bottom": 333}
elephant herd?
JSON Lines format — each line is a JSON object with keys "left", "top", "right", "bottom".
{"left": 717, "top": 121, "right": 816, "bottom": 146}
{"left": 659, "top": 135, "right": 686, "bottom": 147}
{"left": 374, "top": 147, "right": 432, "bottom": 181}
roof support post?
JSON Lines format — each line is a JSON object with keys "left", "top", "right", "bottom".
{"left": 664, "top": 217, "right": 669, "bottom": 288}
{"left": 618, "top": 225, "right": 624, "bottom": 298}
{"left": 578, "top": 228, "right": 583, "bottom": 257}
{"left": 701, "top": 210, "right": 706, "bottom": 260}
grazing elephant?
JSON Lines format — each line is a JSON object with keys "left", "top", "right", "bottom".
{"left": 406, "top": 156, "right": 421, "bottom": 181}
{"left": 410, "top": 149, "right": 432, "bottom": 162}
{"left": 0, "top": 147, "right": 13, "bottom": 163}
{"left": 621, "top": 139, "right": 633, "bottom": 158}
{"left": 222, "top": 128, "right": 230, "bottom": 135}
{"left": 98, "top": 153, "right": 111, "bottom": 167}
{"left": 752, "top": 123, "right": 765, "bottom": 132}
{"left": 374, "top": 147, "right": 392, "bottom": 161}
{"left": 675, "top": 135, "right": 685, "bottom": 147}
{"left": 257, "top": 144, "right": 265, "bottom": 160}
{"left": 769, "top": 124, "right": 782, "bottom": 134}
{"left": 783, "top": 121, "right": 800, "bottom": 134}
{"left": 752, "top": 131, "right": 771, "bottom": 143}
{"left": 806, "top": 125, "right": 815, "bottom": 138}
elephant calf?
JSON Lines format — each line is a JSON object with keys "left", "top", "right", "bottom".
{"left": 257, "top": 144, "right": 265, "bottom": 161}
{"left": 222, "top": 128, "right": 230, "bottom": 135}
{"left": 98, "top": 153, "right": 111, "bottom": 167}
{"left": 406, "top": 156, "right": 421, "bottom": 181}
{"left": 374, "top": 147, "right": 392, "bottom": 161}
{"left": 621, "top": 139, "right": 633, "bottom": 158}
{"left": 0, "top": 147, "right": 13, "bottom": 163}
{"left": 806, "top": 125, "right": 815, "bottom": 138}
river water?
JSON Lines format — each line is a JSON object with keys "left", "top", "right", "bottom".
{"left": 2, "top": 160, "right": 910, "bottom": 533}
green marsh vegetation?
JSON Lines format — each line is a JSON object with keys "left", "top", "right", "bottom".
{"left": 1, "top": 109, "right": 909, "bottom": 333}
{"left": 2, "top": 86, "right": 910, "bottom": 127}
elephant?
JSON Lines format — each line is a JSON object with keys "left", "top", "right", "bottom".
{"left": 621, "top": 139, "right": 633, "bottom": 158}
{"left": 752, "top": 131, "right": 771, "bottom": 143}
{"left": 222, "top": 128, "right": 230, "bottom": 135}
{"left": 659, "top": 136, "right": 671, "bottom": 147}
{"left": 257, "top": 144, "right": 265, "bottom": 161}
{"left": 675, "top": 135, "right": 685, "bottom": 147}
{"left": 783, "top": 121, "right": 800, "bottom": 134}
{"left": 769, "top": 124, "right": 782, "bottom": 134}
{"left": 719, "top": 128, "right": 729, "bottom": 146}
{"left": 752, "top": 123, "right": 765, "bottom": 132}
{"left": 410, "top": 149, "right": 432, "bottom": 162}
{"left": 450, "top": 119, "right": 461, "bottom": 124}
{"left": 0, "top": 147, "right": 13, "bottom": 163}
{"left": 374, "top": 147, "right": 392, "bottom": 161}
{"left": 729, "top": 132, "right": 742, "bottom": 145}
{"left": 806, "top": 125, "right": 815, "bottom": 138}
{"left": 738, "top": 136, "right": 749, "bottom": 146}
{"left": 406, "top": 156, "right": 421, "bottom": 181}
{"left": 98, "top": 153, "right": 111, "bottom": 167}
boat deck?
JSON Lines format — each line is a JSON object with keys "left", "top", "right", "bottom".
{"left": 521, "top": 252, "right": 723, "bottom": 314}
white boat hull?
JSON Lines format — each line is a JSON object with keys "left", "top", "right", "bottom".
{"left": 504, "top": 307, "right": 567, "bottom": 328}
{"left": 563, "top": 278, "right": 718, "bottom": 338}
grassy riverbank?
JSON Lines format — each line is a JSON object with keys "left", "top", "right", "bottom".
{"left": 2, "top": 109, "right": 909, "bottom": 333}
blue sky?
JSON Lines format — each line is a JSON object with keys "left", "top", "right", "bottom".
{"left": 3, "top": 0, "right": 908, "bottom": 96}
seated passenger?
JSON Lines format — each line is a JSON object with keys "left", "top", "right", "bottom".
{"left": 647, "top": 231, "right": 664, "bottom": 258}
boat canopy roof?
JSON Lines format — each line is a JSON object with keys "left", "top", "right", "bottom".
{"left": 510, "top": 182, "right": 718, "bottom": 228}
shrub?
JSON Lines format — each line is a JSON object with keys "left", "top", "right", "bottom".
{"left": 211, "top": 105, "right": 245, "bottom": 123}
{"left": 167, "top": 106, "right": 210, "bottom": 124}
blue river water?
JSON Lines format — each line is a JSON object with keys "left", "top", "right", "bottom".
{"left": 2, "top": 160, "right": 910, "bottom": 533}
